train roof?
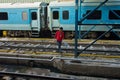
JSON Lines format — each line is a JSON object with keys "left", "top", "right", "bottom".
{"left": 49, "top": 1, "right": 75, "bottom": 6}
{"left": 49, "top": 0, "right": 120, "bottom": 7}
{"left": 79, "top": 0, "right": 120, "bottom": 2}
{"left": 0, "top": 2, "right": 47, "bottom": 8}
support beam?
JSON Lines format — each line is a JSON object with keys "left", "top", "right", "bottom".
{"left": 75, "top": 0, "right": 108, "bottom": 58}
{"left": 78, "top": 0, "right": 108, "bottom": 24}
{"left": 76, "top": 27, "right": 113, "bottom": 57}
{"left": 74, "top": 0, "right": 79, "bottom": 58}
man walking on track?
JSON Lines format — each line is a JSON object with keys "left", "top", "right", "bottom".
{"left": 55, "top": 27, "right": 64, "bottom": 55}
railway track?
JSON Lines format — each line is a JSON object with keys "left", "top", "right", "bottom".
{"left": 0, "top": 64, "right": 74, "bottom": 80}
{"left": 0, "top": 55, "right": 119, "bottom": 80}
{"left": 0, "top": 40, "right": 120, "bottom": 56}
{"left": 0, "top": 39, "right": 119, "bottom": 79}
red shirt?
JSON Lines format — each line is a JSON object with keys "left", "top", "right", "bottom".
{"left": 55, "top": 30, "right": 64, "bottom": 41}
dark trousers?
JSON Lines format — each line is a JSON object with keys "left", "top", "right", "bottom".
{"left": 57, "top": 41, "right": 62, "bottom": 53}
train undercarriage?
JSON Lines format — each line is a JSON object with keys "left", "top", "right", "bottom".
{"left": 56, "top": 31, "right": 120, "bottom": 40}
{"left": 0, "top": 30, "right": 120, "bottom": 40}
{"left": 1, "top": 30, "right": 32, "bottom": 37}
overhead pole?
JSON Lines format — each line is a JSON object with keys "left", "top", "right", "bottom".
{"left": 74, "top": 0, "right": 79, "bottom": 58}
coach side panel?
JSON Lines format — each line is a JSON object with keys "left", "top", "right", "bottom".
{"left": 0, "top": 8, "right": 32, "bottom": 30}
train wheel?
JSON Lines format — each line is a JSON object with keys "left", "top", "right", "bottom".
{"left": 28, "top": 31, "right": 32, "bottom": 37}
{"left": 0, "top": 30, "right": 3, "bottom": 37}
{"left": 65, "top": 32, "right": 73, "bottom": 39}
{"left": 65, "top": 32, "right": 69, "bottom": 39}
{"left": 8, "top": 31, "right": 14, "bottom": 37}
{"left": 91, "top": 32, "right": 97, "bottom": 39}
{"left": 105, "top": 33, "right": 110, "bottom": 38}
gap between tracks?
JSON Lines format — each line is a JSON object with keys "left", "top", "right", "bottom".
{"left": 0, "top": 49, "right": 120, "bottom": 59}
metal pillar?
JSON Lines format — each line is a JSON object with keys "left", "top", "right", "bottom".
{"left": 78, "top": 0, "right": 82, "bottom": 39}
{"left": 75, "top": 0, "right": 108, "bottom": 58}
{"left": 74, "top": 0, "right": 79, "bottom": 58}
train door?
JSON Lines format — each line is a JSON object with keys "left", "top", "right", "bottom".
{"left": 51, "top": 8, "right": 60, "bottom": 29}
{"left": 30, "top": 9, "right": 41, "bottom": 37}
{"left": 30, "top": 10, "right": 38, "bottom": 28}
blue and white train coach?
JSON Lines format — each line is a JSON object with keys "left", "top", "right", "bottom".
{"left": 0, "top": 2, "right": 48, "bottom": 37}
{"left": 48, "top": 0, "right": 120, "bottom": 39}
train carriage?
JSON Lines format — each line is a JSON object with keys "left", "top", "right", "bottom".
{"left": 0, "top": 0, "right": 120, "bottom": 39}
{"left": 48, "top": 0, "right": 120, "bottom": 39}
{"left": 48, "top": 1, "right": 76, "bottom": 38}
{"left": 0, "top": 2, "right": 47, "bottom": 37}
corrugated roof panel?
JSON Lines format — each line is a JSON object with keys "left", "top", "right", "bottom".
{"left": 0, "top": 0, "right": 55, "bottom": 3}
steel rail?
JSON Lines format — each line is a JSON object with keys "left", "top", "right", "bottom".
{"left": 0, "top": 71, "right": 74, "bottom": 80}
{"left": 0, "top": 40, "right": 120, "bottom": 46}
{"left": 0, "top": 45, "right": 120, "bottom": 54}
{"left": 0, "top": 56, "right": 119, "bottom": 64}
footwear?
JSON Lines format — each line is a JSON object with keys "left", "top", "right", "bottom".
{"left": 60, "top": 53, "right": 63, "bottom": 57}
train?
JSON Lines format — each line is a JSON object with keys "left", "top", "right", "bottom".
{"left": 0, "top": 0, "right": 120, "bottom": 39}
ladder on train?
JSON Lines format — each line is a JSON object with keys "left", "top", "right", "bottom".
{"left": 31, "top": 27, "right": 40, "bottom": 37}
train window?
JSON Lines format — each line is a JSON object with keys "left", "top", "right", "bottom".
{"left": 22, "top": 12, "right": 28, "bottom": 20}
{"left": 62, "top": 11, "right": 69, "bottom": 20}
{"left": 53, "top": 11, "right": 59, "bottom": 19}
{"left": 0, "top": 12, "right": 8, "bottom": 20}
{"left": 31, "top": 12, "right": 37, "bottom": 20}
{"left": 109, "top": 10, "right": 120, "bottom": 20}
{"left": 85, "top": 10, "right": 101, "bottom": 20}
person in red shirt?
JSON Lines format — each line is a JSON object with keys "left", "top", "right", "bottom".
{"left": 55, "top": 27, "right": 64, "bottom": 53}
